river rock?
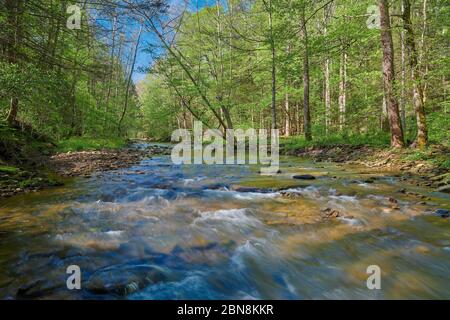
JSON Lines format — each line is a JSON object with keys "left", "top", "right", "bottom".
{"left": 280, "top": 191, "right": 303, "bottom": 199}
{"left": 321, "top": 208, "right": 341, "bottom": 219}
{"left": 258, "top": 169, "right": 282, "bottom": 174}
{"left": 388, "top": 197, "right": 398, "bottom": 204}
{"left": 85, "top": 264, "right": 171, "bottom": 296}
{"left": 16, "top": 279, "right": 61, "bottom": 299}
{"left": 436, "top": 185, "right": 450, "bottom": 194}
{"left": 433, "top": 209, "right": 450, "bottom": 218}
{"left": 293, "top": 174, "right": 316, "bottom": 180}
{"left": 230, "top": 186, "right": 266, "bottom": 193}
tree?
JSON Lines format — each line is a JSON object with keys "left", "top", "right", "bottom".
{"left": 300, "top": 3, "right": 312, "bottom": 141}
{"left": 379, "top": 0, "right": 405, "bottom": 147}
{"left": 403, "top": 0, "right": 428, "bottom": 148}
{"left": 118, "top": 24, "right": 143, "bottom": 134}
{"left": 4, "top": 0, "right": 23, "bottom": 126}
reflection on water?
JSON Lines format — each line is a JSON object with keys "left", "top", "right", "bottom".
{"left": 0, "top": 144, "right": 449, "bottom": 299}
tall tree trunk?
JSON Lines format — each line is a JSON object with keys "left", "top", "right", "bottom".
{"left": 301, "top": 7, "right": 312, "bottom": 141}
{"left": 324, "top": 58, "right": 331, "bottom": 134}
{"left": 338, "top": 49, "right": 347, "bottom": 131}
{"left": 400, "top": 1, "right": 407, "bottom": 131}
{"left": 379, "top": 0, "right": 405, "bottom": 148}
{"left": 420, "top": 0, "right": 428, "bottom": 105}
{"left": 105, "top": 14, "right": 117, "bottom": 130}
{"left": 5, "top": 0, "right": 22, "bottom": 126}
{"left": 6, "top": 98, "right": 19, "bottom": 125}
{"left": 118, "top": 25, "right": 143, "bottom": 134}
{"left": 381, "top": 93, "right": 388, "bottom": 130}
{"left": 403, "top": 0, "right": 428, "bottom": 147}
{"left": 285, "top": 90, "right": 290, "bottom": 136}
{"left": 216, "top": 0, "right": 233, "bottom": 130}
{"left": 285, "top": 44, "right": 291, "bottom": 136}
{"left": 323, "top": 4, "right": 332, "bottom": 135}
{"left": 266, "top": 0, "right": 277, "bottom": 130}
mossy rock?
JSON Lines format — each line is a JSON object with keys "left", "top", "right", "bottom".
{"left": 232, "top": 178, "right": 304, "bottom": 192}
{"left": 0, "top": 166, "right": 20, "bottom": 174}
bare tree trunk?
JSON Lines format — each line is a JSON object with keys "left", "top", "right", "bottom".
{"left": 379, "top": 0, "right": 405, "bottom": 147}
{"left": 403, "top": 0, "right": 428, "bottom": 147}
{"left": 338, "top": 49, "right": 347, "bottom": 131}
{"left": 301, "top": 7, "right": 312, "bottom": 141}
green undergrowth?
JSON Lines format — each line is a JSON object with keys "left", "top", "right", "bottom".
{"left": 56, "top": 137, "right": 127, "bottom": 152}
{"left": 281, "top": 132, "right": 391, "bottom": 151}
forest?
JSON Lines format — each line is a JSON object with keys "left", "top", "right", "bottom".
{"left": 0, "top": 0, "right": 448, "bottom": 150}
{"left": 0, "top": 0, "right": 450, "bottom": 301}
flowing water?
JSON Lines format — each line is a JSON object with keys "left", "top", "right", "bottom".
{"left": 0, "top": 143, "right": 449, "bottom": 299}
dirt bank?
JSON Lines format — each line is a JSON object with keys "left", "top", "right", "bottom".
{"left": 49, "top": 145, "right": 172, "bottom": 177}
{"left": 0, "top": 145, "right": 172, "bottom": 199}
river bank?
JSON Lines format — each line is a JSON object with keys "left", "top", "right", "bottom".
{"left": 1, "top": 140, "right": 448, "bottom": 199}
{"left": 0, "top": 143, "right": 171, "bottom": 199}
{"left": 283, "top": 144, "right": 450, "bottom": 192}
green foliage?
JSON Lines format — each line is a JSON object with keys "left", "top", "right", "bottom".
{"left": 139, "top": 0, "right": 448, "bottom": 152}
{"left": 0, "top": 0, "right": 448, "bottom": 155}
{"left": 0, "top": 1, "right": 141, "bottom": 140}
{"left": 403, "top": 147, "right": 450, "bottom": 170}
{"left": 0, "top": 120, "right": 18, "bottom": 142}
{"left": 140, "top": 75, "right": 181, "bottom": 141}
{"left": 282, "top": 132, "right": 391, "bottom": 151}
{"left": 0, "top": 165, "right": 19, "bottom": 174}
{"left": 427, "top": 112, "right": 450, "bottom": 146}
{"left": 57, "top": 137, "right": 127, "bottom": 153}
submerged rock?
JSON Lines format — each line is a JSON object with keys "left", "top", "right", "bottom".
{"left": 85, "top": 264, "right": 171, "bottom": 296}
{"left": 16, "top": 279, "right": 62, "bottom": 299}
{"left": 171, "top": 241, "right": 234, "bottom": 265}
{"left": 231, "top": 186, "right": 265, "bottom": 193}
{"left": 280, "top": 191, "right": 303, "bottom": 199}
{"left": 321, "top": 208, "right": 341, "bottom": 219}
{"left": 436, "top": 185, "right": 450, "bottom": 194}
{"left": 433, "top": 209, "right": 450, "bottom": 218}
{"left": 388, "top": 197, "right": 398, "bottom": 204}
{"left": 292, "top": 174, "right": 316, "bottom": 180}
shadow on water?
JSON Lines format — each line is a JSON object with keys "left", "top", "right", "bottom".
{"left": 0, "top": 144, "right": 449, "bottom": 299}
